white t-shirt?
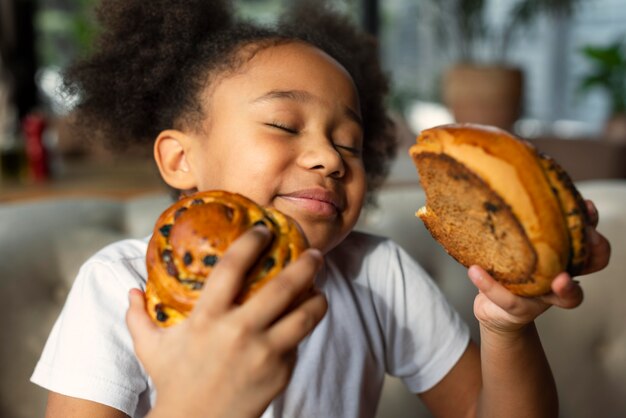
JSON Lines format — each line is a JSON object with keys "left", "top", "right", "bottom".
{"left": 31, "top": 231, "right": 469, "bottom": 418}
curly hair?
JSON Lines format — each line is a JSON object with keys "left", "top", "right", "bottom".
{"left": 63, "top": 0, "right": 397, "bottom": 197}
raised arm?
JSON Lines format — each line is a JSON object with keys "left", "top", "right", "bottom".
{"left": 419, "top": 200, "right": 611, "bottom": 418}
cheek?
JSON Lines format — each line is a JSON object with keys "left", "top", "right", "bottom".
{"left": 217, "top": 145, "right": 289, "bottom": 198}
{"left": 235, "top": 145, "right": 288, "bottom": 180}
{"left": 345, "top": 165, "right": 367, "bottom": 218}
{"left": 350, "top": 163, "right": 367, "bottom": 195}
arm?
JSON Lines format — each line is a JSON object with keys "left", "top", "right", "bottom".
{"left": 46, "top": 392, "right": 129, "bottom": 418}
{"left": 420, "top": 200, "right": 611, "bottom": 418}
{"left": 419, "top": 322, "right": 557, "bottom": 418}
{"left": 418, "top": 341, "right": 481, "bottom": 418}
{"left": 476, "top": 322, "right": 556, "bottom": 417}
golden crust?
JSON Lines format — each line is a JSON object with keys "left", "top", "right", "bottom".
{"left": 409, "top": 123, "right": 587, "bottom": 296}
{"left": 145, "top": 190, "right": 308, "bottom": 327}
{"left": 538, "top": 153, "right": 590, "bottom": 276}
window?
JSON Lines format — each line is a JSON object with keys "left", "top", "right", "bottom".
{"left": 378, "top": 0, "right": 626, "bottom": 137}
{"left": 26, "top": 0, "right": 626, "bottom": 138}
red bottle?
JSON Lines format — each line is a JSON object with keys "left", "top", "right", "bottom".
{"left": 22, "top": 113, "right": 49, "bottom": 181}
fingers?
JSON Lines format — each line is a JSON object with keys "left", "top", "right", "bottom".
{"left": 539, "top": 273, "right": 583, "bottom": 309}
{"left": 241, "top": 248, "right": 324, "bottom": 330}
{"left": 266, "top": 290, "right": 328, "bottom": 352}
{"left": 582, "top": 227, "right": 611, "bottom": 275}
{"left": 468, "top": 266, "right": 584, "bottom": 313}
{"left": 585, "top": 200, "right": 599, "bottom": 227}
{"left": 194, "top": 226, "right": 273, "bottom": 315}
{"left": 467, "top": 266, "right": 529, "bottom": 313}
{"left": 126, "top": 288, "right": 160, "bottom": 359}
{"left": 575, "top": 199, "right": 611, "bottom": 275}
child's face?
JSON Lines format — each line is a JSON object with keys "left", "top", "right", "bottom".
{"left": 184, "top": 42, "right": 366, "bottom": 254}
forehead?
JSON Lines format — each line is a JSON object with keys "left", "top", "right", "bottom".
{"left": 246, "top": 41, "right": 351, "bottom": 79}
{"left": 219, "top": 41, "right": 360, "bottom": 110}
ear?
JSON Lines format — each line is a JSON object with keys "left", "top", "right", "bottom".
{"left": 154, "top": 129, "right": 198, "bottom": 191}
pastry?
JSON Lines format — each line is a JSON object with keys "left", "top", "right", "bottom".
{"left": 145, "top": 190, "right": 308, "bottom": 326}
{"left": 409, "top": 123, "right": 590, "bottom": 296}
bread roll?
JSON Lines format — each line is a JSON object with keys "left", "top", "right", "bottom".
{"left": 409, "top": 123, "right": 589, "bottom": 296}
{"left": 145, "top": 190, "right": 308, "bottom": 326}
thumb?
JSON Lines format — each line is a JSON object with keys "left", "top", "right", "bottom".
{"left": 126, "top": 288, "right": 159, "bottom": 360}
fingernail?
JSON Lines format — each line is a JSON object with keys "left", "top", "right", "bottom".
{"left": 306, "top": 249, "right": 324, "bottom": 275}
{"left": 307, "top": 248, "right": 324, "bottom": 262}
{"left": 252, "top": 224, "right": 271, "bottom": 236}
{"left": 468, "top": 266, "right": 483, "bottom": 283}
{"left": 128, "top": 288, "right": 142, "bottom": 301}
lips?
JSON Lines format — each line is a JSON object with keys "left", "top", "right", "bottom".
{"left": 278, "top": 188, "right": 344, "bottom": 217}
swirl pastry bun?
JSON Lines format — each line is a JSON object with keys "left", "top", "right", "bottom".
{"left": 409, "top": 123, "right": 590, "bottom": 296}
{"left": 145, "top": 190, "right": 308, "bottom": 327}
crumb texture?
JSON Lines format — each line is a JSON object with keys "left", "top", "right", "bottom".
{"left": 416, "top": 152, "right": 537, "bottom": 285}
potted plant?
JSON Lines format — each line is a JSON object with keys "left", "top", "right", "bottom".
{"left": 578, "top": 38, "right": 626, "bottom": 142}
{"left": 429, "top": 0, "right": 581, "bottom": 131}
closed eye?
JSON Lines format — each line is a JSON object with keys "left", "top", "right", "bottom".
{"left": 266, "top": 122, "right": 298, "bottom": 134}
{"left": 335, "top": 144, "right": 362, "bottom": 157}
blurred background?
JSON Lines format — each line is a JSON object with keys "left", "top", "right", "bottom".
{"left": 1, "top": 0, "right": 626, "bottom": 196}
{"left": 2, "top": 2, "right": 626, "bottom": 418}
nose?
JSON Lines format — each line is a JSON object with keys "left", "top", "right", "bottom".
{"left": 297, "top": 135, "right": 345, "bottom": 179}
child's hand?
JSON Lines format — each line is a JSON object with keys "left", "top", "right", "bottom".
{"left": 467, "top": 199, "right": 611, "bottom": 335}
{"left": 126, "top": 226, "right": 328, "bottom": 418}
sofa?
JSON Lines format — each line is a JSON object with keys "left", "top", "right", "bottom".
{"left": 364, "top": 177, "right": 626, "bottom": 418}
{"left": 1, "top": 163, "right": 625, "bottom": 417}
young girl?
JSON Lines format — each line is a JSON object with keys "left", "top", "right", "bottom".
{"left": 32, "top": 1, "right": 611, "bottom": 417}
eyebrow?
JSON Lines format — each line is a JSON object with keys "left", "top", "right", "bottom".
{"left": 252, "top": 89, "right": 363, "bottom": 127}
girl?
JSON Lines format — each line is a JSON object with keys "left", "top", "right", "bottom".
{"left": 32, "top": 1, "right": 611, "bottom": 417}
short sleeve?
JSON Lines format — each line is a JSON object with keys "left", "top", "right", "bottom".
{"left": 31, "top": 256, "right": 150, "bottom": 416}
{"left": 373, "top": 241, "right": 470, "bottom": 393}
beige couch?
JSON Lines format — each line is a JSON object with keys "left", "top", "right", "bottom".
{"left": 1, "top": 172, "right": 625, "bottom": 418}
{"left": 364, "top": 178, "right": 626, "bottom": 418}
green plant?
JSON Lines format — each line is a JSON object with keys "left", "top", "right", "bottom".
{"left": 578, "top": 38, "right": 626, "bottom": 115}
{"left": 429, "top": 0, "right": 581, "bottom": 63}
{"left": 35, "top": 0, "right": 98, "bottom": 67}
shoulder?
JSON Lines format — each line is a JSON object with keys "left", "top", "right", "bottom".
{"left": 75, "top": 237, "right": 150, "bottom": 291}
{"left": 89, "top": 236, "right": 149, "bottom": 264}
{"left": 33, "top": 238, "right": 153, "bottom": 416}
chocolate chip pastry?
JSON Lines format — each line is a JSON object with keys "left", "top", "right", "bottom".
{"left": 145, "top": 190, "right": 308, "bottom": 327}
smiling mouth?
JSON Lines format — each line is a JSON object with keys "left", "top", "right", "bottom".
{"left": 278, "top": 189, "right": 342, "bottom": 218}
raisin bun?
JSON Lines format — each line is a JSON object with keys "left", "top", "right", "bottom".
{"left": 409, "top": 123, "right": 590, "bottom": 296}
{"left": 145, "top": 190, "right": 308, "bottom": 327}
